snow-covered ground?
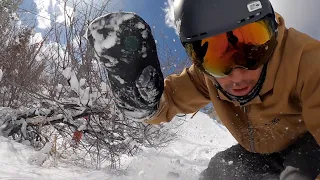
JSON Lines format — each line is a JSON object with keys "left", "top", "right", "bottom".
{"left": 0, "top": 112, "right": 236, "bottom": 180}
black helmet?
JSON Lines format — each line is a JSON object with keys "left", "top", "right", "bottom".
{"left": 174, "top": 0, "right": 277, "bottom": 43}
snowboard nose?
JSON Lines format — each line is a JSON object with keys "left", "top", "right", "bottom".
{"left": 86, "top": 12, "right": 161, "bottom": 84}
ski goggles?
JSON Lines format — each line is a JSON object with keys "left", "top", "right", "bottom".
{"left": 183, "top": 17, "right": 277, "bottom": 78}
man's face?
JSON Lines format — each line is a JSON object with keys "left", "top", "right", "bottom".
{"left": 214, "top": 66, "right": 263, "bottom": 96}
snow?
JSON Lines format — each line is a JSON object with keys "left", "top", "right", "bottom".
{"left": 69, "top": 71, "right": 79, "bottom": 92}
{"left": 135, "top": 22, "right": 146, "bottom": 29}
{"left": 136, "top": 66, "right": 162, "bottom": 103}
{"left": 79, "top": 78, "right": 86, "bottom": 87}
{"left": 57, "top": 84, "right": 63, "bottom": 92}
{"left": 0, "top": 112, "right": 236, "bottom": 179}
{"left": 122, "top": 105, "right": 157, "bottom": 122}
{"left": 77, "top": 118, "right": 88, "bottom": 131}
{"left": 100, "top": 82, "right": 108, "bottom": 93}
{"left": 0, "top": 69, "right": 3, "bottom": 81}
{"left": 87, "top": 13, "right": 135, "bottom": 56}
{"left": 28, "top": 142, "right": 53, "bottom": 166}
{"left": 21, "top": 119, "right": 27, "bottom": 138}
{"left": 61, "top": 68, "right": 97, "bottom": 106}
{"left": 62, "top": 67, "right": 72, "bottom": 80}
{"left": 142, "top": 30, "right": 148, "bottom": 39}
{"left": 141, "top": 46, "right": 147, "bottom": 58}
{"left": 114, "top": 75, "right": 125, "bottom": 84}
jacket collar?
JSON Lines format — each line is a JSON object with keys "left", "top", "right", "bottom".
{"left": 216, "top": 88, "right": 263, "bottom": 106}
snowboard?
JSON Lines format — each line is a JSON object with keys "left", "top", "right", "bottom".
{"left": 86, "top": 12, "right": 164, "bottom": 121}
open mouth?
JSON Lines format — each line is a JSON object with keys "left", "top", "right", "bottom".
{"left": 231, "top": 86, "right": 250, "bottom": 96}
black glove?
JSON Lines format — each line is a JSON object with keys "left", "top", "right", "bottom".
{"left": 86, "top": 12, "right": 164, "bottom": 121}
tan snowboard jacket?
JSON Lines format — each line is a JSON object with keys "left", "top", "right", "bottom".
{"left": 147, "top": 13, "right": 320, "bottom": 157}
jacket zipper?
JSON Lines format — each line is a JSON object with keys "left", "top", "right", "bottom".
{"left": 243, "top": 106, "right": 256, "bottom": 153}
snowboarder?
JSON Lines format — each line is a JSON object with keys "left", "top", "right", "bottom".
{"left": 86, "top": 0, "right": 320, "bottom": 179}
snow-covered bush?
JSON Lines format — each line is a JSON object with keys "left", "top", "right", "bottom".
{"left": 0, "top": 0, "right": 178, "bottom": 170}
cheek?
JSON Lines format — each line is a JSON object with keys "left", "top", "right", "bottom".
{"left": 239, "top": 67, "right": 263, "bottom": 82}
{"left": 214, "top": 78, "right": 230, "bottom": 87}
{"left": 251, "top": 68, "right": 263, "bottom": 81}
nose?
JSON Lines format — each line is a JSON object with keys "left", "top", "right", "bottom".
{"left": 227, "top": 67, "right": 246, "bottom": 82}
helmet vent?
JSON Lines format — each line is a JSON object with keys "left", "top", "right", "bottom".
{"left": 186, "top": 32, "right": 207, "bottom": 40}
{"left": 200, "top": 32, "right": 207, "bottom": 36}
{"left": 237, "top": 12, "right": 261, "bottom": 24}
{"left": 186, "top": 34, "right": 198, "bottom": 39}
{"left": 237, "top": 19, "right": 246, "bottom": 24}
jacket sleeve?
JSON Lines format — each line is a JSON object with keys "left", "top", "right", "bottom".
{"left": 292, "top": 43, "right": 320, "bottom": 179}
{"left": 299, "top": 45, "right": 320, "bottom": 146}
{"left": 146, "top": 64, "right": 211, "bottom": 124}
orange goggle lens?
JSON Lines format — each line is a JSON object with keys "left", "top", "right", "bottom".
{"left": 184, "top": 17, "right": 277, "bottom": 78}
